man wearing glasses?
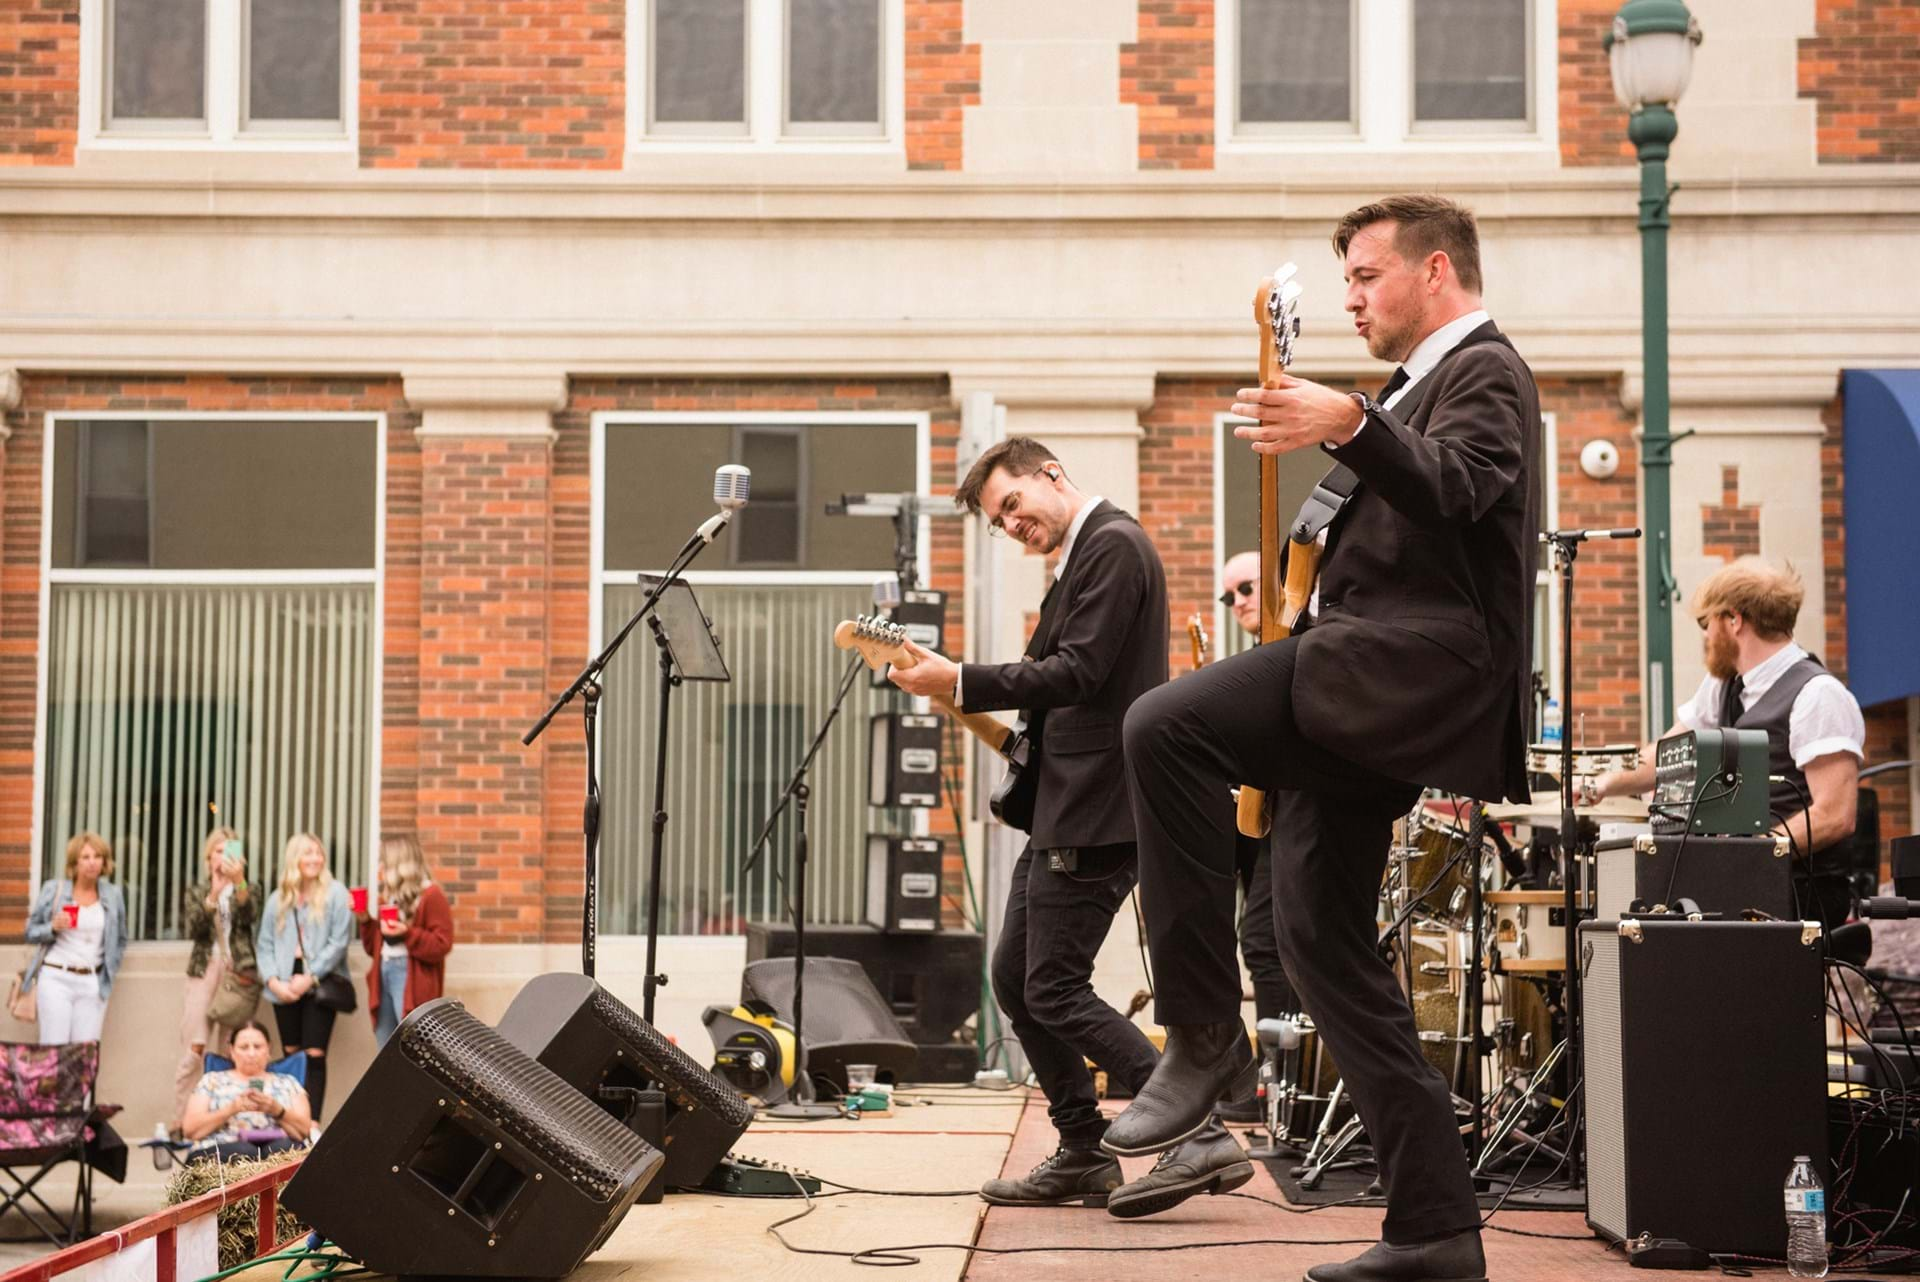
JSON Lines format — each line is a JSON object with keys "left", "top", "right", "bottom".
{"left": 888, "top": 436, "right": 1252, "bottom": 1218}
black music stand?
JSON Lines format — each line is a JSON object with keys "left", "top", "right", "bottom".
{"left": 638, "top": 575, "right": 729, "bottom": 1025}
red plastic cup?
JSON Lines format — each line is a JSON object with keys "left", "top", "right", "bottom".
{"left": 350, "top": 887, "right": 369, "bottom": 915}
{"left": 60, "top": 904, "right": 78, "bottom": 928}
{"left": 379, "top": 905, "right": 400, "bottom": 927}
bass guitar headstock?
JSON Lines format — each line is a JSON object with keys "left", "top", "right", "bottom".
{"left": 1253, "top": 262, "right": 1303, "bottom": 388}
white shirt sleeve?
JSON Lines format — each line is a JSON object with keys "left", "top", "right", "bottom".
{"left": 1788, "top": 675, "right": 1866, "bottom": 768}
{"left": 1675, "top": 677, "right": 1715, "bottom": 732}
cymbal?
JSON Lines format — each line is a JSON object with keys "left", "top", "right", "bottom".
{"left": 1484, "top": 790, "right": 1649, "bottom": 822}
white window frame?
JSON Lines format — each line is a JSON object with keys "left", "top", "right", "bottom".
{"left": 79, "top": 0, "right": 358, "bottom": 152}
{"left": 1217, "top": 0, "right": 1557, "bottom": 157}
{"left": 29, "top": 410, "right": 388, "bottom": 903}
{"left": 626, "top": 0, "right": 904, "bottom": 155}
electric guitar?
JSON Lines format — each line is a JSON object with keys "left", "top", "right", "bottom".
{"left": 833, "top": 616, "right": 1038, "bottom": 829}
{"left": 1187, "top": 613, "right": 1210, "bottom": 670}
{"left": 1235, "top": 264, "right": 1310, "bottom": 839}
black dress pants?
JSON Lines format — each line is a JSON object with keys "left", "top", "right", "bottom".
{"left": 1122, "top": 634, "right": 1481, "bottom": 1244}
{"left": 992, "top": 842, "right": 1160, "bottom": 1151}
{"left": 1236, "top": 833, "right": 1298, "bottom": 1022}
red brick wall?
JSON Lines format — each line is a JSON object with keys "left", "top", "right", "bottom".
{"left": 904, "top": 0, "right": 980, "bottom": 171}
{"left": 0, "top": 0, "right": 78, "bottom": 166}
{"left": 1798, "top": 0, "right": 1920, "bottom": 164}
{"left": 0, "top": 374, "right": 422, "bottom": 938}
{"left": 1120, "top": 0, "right": 1214, "bottom": 170}
{"left": 553, "top": 379, "right": 967, "bottom": 936}
{"left": 360, "top": 0, "right": 624, "bottom": 169}
{"left": 1701, "top": 464, "right": 1762, "bottom": 562}
{"left": 1557, "top": 0, "right": 1634, "bottom": 167}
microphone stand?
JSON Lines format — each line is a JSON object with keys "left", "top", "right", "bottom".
{"left": 742, "top": 652, "right": 866, "bottom": 1118}
{"left": 524, "top": 517, "right": 729, "bottom": 978}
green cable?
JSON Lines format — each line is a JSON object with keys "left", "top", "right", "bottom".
{"left": 190, "top": 1242, "right": 366, "bottom": 1282}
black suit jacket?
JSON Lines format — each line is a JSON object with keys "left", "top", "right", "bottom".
{"left": 958, "top": 502, "right": 1169, "bottom": 849}
{"left": 1293, "top": 321, "right": 1540, "bottom": 803}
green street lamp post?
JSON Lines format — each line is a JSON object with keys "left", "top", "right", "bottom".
{"left": 1606, "top": 0, "right": 1702, "bottom": 732}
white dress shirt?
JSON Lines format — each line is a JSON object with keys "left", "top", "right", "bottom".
{"left": 1675, "top": 642, "right": 1866, "bottom": 768}
{"left": 956, "top": 497, "right": 1106, "bottom": 707}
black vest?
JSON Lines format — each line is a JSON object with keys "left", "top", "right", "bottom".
{"left": 1730, "top": 655, "right": 1850, "bottom": 880}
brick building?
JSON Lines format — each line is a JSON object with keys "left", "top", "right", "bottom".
{"left": 0, "top": 0, "right": 1915, "bottom": 1125}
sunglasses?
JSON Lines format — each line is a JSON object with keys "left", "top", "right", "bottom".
{"left": 1217, "top": 580, "right": 1255, "bottom": 607}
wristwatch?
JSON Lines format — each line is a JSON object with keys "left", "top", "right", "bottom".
{"left": 1329, "top": 391, "right": 1380, "bottom": 453}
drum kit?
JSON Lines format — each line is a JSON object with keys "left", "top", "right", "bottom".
{"left": 1248, "top": 745, "right": 1648, "bottom": 1192}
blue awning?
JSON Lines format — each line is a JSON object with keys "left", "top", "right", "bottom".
{"left": 1844, "top": 369, "right": 1920, "bottom": 707}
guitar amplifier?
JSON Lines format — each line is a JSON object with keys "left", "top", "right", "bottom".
{"left": 870, "top": 713, "right": 941, "bottom": 808}
{"left": 1651, "top": 728, "right": 1771, "bottom": 836}
{"left": 1581, "top": 918, "right": 1827, "bottom": 1256}
{"left": 1594, "top": 833, "right": 1797, "bottom": 921}
{"left": 866, "top": 835, "right": 944, "bottom": 933}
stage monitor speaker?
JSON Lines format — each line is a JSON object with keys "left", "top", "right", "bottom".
{"left": 869, "top": 712, "right": 941, "bottom": 808}
{"left": 1581, "top": 919, "right": 1827, "bottom": 1257}
{"left": 745, "top": 920, "right": 983, "bottom": 1049}
{"left": 866, "top": 834, "right": 943, "bottom": 932}
{"left": 741, "top": 957, "right": 919, "bottom": 1090}
{"left": 283, "top": 998, "right": 661, "bottom": 1279}
{"left": 496, "top": 973, "right": 753, "bottom": 1192}
{"left": 1892, "top": 832, "right": 1920, "bottom": 898}
{"left": 1593, "top": 833, "right": 1796, "bottom": 922}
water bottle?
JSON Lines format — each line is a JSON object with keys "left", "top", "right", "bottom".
{"left": 1785, "top": 1155, "right": 1828, "bottom": 1278}
{"left": 1541, "top": 698, "right": 1563, "bottom": 747}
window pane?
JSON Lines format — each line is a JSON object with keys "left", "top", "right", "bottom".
{"left": 1217, "top": 416, "right": 1326, "bottom": 658}
{"left": 109, "top": 0, "right": 207, "bottom": 122}
{"left": 735, "top": 430, "right": 802, "bottom": 566}
{"left": 788, "top": 0, "right": 881, "bottom": 127}
{"left": 79, "top": 421, "right": 151, "bottom": 568}
{"left": 42, "top": 583, "right": 376, "bottom": 940}
{"left": 602, "top": 421, "right": 915, "bottom": 571}
{"left": 247, "top": 0, "right": 343, "bottom": 124}
{"left": 52, "top": 419, "right": 378, "bottom": 571}
{"left": 1239, "top": 0, "right": 1350, "bottom": 125}
{"left": 653, "top": 0, "right": 748, "bottom": 126}
{"left": 1414, "top": 0, "right": 1529, "bottom": 122}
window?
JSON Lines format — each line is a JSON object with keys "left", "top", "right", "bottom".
{"left": 37, "top": 415, "right": 384, "bottom": 940}
{"left": 91, "top": 0, "right": 353, "bottom": 146}
{"left": 1222, "top": 0, "right": 1550, "bottom": 151}
{"left": 1213, "top": 414, "right": 1330, "bottom": 659}
{"left": 594, "top": 411, "right": 928, "bottom": 933}
{"left": 630, "top": 0, "right": 897, "bottom": 150}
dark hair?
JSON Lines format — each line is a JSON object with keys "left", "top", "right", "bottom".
{"left": 233, "top": 1020, "right": 273, "bottom": 1044}
{"left": 953, "top": 436, "right": 1060, "bottom": 515}
{"left": 1333, "top": 194, "right": 1483, "bottom": 295}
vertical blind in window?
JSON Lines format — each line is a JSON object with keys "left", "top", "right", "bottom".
{"left": 42, "top": 584, "right": 375, "bottom": 941}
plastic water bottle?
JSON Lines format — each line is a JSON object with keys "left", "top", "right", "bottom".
{"left": 1542, "top": 698, "right": 1563, "bottom": 747}
{"left": 1785, "top": 1155, "right": 1828, "bottom": 1278}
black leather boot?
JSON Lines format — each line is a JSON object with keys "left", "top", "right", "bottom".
{"left": 1213, "top": 1072, "right": 1264, "bottom": 1125}
{"left": 979, "top": 1146, "right": 1123, "bottom": 1208}
{"left": 1304, "top": 1231, "right": 1488, "bottom": 1282}
{"left": 1106, "top": 1121, "right": 1255, "bottom": 1219}
{"left": 1101, "top": 1020, "right": 1254, "bottom": 1156}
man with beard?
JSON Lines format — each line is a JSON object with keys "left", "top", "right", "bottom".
{"left": 888, "top": 437, "right": 1252, "bottom": 1218}
{"left": 1588, "top": 557, "right": 1865, "bottom": 929}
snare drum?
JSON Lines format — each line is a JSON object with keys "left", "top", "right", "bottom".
{"left": 1486, "top": 889, "right": 1569, "bottom": 972}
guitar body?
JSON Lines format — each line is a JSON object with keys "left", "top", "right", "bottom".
{"left": 987, "top": 732, "right": 1038, "bottom": 831}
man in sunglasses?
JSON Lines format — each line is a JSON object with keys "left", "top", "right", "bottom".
{"left": 889, "top": 436, "right": 1252, "bottom": 1219}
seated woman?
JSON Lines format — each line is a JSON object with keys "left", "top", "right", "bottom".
{"left": 179, "top": 1020, "right": 314, "bottom": 1162}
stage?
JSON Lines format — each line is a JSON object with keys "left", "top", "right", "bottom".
{"left": 192, "top": 1085, "right": 1913, "bottom": 1282}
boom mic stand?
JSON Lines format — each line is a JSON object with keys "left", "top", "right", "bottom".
{"left": 742, "top": 652, "right": 867, "bottom": 1119}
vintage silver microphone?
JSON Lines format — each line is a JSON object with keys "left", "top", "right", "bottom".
{"left": 697, "top": 463, "right": 751, "bottom": 543}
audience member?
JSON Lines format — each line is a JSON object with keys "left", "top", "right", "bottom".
{"left": 255, "top": 834, "right": 352, "bottom": 1120}
{"left": 360, "top": 836, "right": 454, "bottom": 1046}
{"left": 179, "top": 1020, "right": 313, "bottom": 1161}
{"left": 22, "top": 833, "right": 128, "bottom": 1045}
{"left": 173, "top": 828, "right": 261, "bottom": 1135}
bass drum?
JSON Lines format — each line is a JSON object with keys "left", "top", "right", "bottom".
{"left": 1402, "top": 925, "right": 1468, "bottom": 1094}
{"left": 1402, "top": 806, "right": 1499, "bottom": 932}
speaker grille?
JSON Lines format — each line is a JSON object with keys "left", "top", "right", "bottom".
{"left": 1581, "top": 930, "right": 1627, "bottom": 1238}
{"left": 587, "top": 987, "right": 754, "bottom": 1130}
{"left": 401, "top": 1001, "right": 656, "bottom": 1202}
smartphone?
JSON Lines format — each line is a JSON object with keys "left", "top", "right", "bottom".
{"left": 248, "top": 1077, "right": 266, "bottom": 1093}
{"left": 222, "top": 838, "right": 244, "bottom": 864}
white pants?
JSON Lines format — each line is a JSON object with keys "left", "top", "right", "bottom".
{"left": 37, "top": 966, "right": 108, "bottom": 1045}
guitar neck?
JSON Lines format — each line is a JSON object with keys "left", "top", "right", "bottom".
{"left": 927, "top": 689, "right": 1018, "bottom": 760}
{"left": 1256, "top": 312, "right": 1290, "bottom": 644}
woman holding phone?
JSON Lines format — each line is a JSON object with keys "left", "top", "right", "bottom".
{"left": 172, "top": 827, "right": 261, "bottom": 1134}
{"left": 21, "top": 832, "right": 128, "bottom": 1045}
{"left": 255, "top": 833, "right": 353, "bottom": 1120}
{"left": 360, "top": 835, "right": 454, "bottom": 1046}
{"left": 180, "top": 1019, "right": 313, "bottom": 1160}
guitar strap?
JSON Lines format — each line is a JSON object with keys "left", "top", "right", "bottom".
{"left": 1289, "top": 463, "right": 1360, "bottom": 543}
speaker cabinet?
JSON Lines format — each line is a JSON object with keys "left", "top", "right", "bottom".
{"left": 496, "top": 973, "right": 752, "bottom": 1191}
{"left": 746, "top": 920, "right": 982, "bottom": 1049}
{"left": 1581, "top": 919, "right": 1827, "bottom": 1256}
{"left": 1594, "top": 834, "right": 1796, "bottom": 922}
{"left": 869, "top": 713, "right": 941, "bottom": 808}
{"left": 865, "top": 835, "right": 943, "bottom": 932}
{"left": 283, "top": 998, "right": 661, "bottom": 1278}
{"left": 741, "top": 957, "right": 919, "bottom": 1090}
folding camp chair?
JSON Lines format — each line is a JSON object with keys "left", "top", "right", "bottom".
{"left": 144, "top": 1049, "right": 312, "bottom": 1171}
{"left": 0, "top": 1041, "right": 114, "bottom": 1246}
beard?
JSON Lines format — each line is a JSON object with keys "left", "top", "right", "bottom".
{"left": 1704, "top": 632, "right": 1739, "bottom": 680}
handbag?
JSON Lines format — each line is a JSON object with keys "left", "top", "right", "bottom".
{"left": 207, "top": 965, "right": 261, "bottom": 1028}
{"left": 7, "top": 967, "right": 37, "bottom": 1024}
{"left": 293, "top": 908, "right": 357, "bottom": 1014}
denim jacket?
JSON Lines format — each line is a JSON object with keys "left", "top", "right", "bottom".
{"left": 22, "top": 878, "right": 129, "bottom": 1000}
{"left": 255, "top": 881, "right": 354, "bottom": 1002}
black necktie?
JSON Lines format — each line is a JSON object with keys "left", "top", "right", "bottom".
{"left": 1719, "top": 674, "right": 1745, "bottom": 728}
{"left": 1378, "top": 366, "right": 1410, "bottom": 403}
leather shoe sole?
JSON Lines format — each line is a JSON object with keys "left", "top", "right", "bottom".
{"left": 980, "top": 1188, "right": 1111, "bottom": 1209}
{"left": 1106, "top": 1157, "right": 1255, "bottom": 1220}
{"left": 1303, "top": 1268, "right": 1486, "bottom": 1282}
{"left": 1101, "top": 1050, "right": 1257, "bottom": 1157}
